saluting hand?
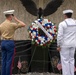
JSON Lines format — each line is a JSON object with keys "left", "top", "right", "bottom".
{"left": 13, "top": 16, "right": 26, "bottom": 27}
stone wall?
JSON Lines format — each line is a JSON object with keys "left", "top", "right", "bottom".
{"left": 0, "top": 0, "right": 76, "bottom": 40}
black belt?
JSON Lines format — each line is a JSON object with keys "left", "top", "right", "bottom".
{"left": 1, "top": 38, "right": 13, "bottom": 40}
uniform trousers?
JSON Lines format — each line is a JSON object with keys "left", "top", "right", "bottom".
{"left": 1, "top": 40, "right": 15, "bottom": 75}
{"left": 60, "top": 46, "right": 75, "bottom": 75}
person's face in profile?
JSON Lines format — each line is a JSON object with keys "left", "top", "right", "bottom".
{"left": 64, "top": 14, "right": 67, "bottom": 19}
{"left": 9, "top": 14, "right": 14, "bottom": 20}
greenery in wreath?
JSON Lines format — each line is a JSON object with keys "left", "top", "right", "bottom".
{"left": 28, "top": 18, "right": 57, "bottom": 47}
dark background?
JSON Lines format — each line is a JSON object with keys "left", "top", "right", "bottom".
{"left": 0, "top": 40, "right": 65, "bottom": 74}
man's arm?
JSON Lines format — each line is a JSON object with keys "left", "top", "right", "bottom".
{"left": 57, "top": 23, "right": 64, "bottom": 51}
{"left": 13, "top": 16, "right": 26, "bottom": 27}
{"left": 0, "top": 32, "right": 1, "bottom": 40}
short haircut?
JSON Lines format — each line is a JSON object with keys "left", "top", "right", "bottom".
{"left": 65, "top": 13, "right": 72, "bottom": 18}
{"left": 5, "top": 14, "right": 11, "bottom": 18}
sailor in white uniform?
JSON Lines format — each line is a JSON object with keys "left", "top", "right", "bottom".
{"left": 57, "top": 9, "right": 76, "bottom": 75}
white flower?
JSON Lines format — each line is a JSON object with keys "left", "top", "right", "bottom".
{"left": 47, "top": 25, "right": 50, "bottom": 27}
{"left": 35, "top": 20, "right": 38, "bottom": 24}
{"left": 42, "top": 19, "right": 48, "bottom": 25}
{"left": 33, "top": 32, "right": 36, "bottom": 35}
{"left": 29, "top": 31, "right": 31, "bottom": 33}
{"left": 33, "top": 23, "right": 38, "bottom": 28}
{"left": 48, "top": 21, "right": 51, "bottom": 23}
{"left": 50, "top": 40, "right": 52, "bottom": 42}
{"left": 38, "top": 37, "right": 45, "bottom": 42}
{"left": 31, "top": 32, "right": 36, "bottom": 37}
{"left": 32, "top": 35, "right": 35, "bottom": 38}
{"left": 47, "top": 38, "right": 50, "bottom": 41}
{"left": 45, "top": 40, "right": 47, "bottom": 43}
{"left": 32, "top": 23, "right": 35, "bottom": 25}
{"left": 32, "top": 39, "right": 34, "bottom": 41}
{"left": 42, "top": 41, "right": 45, "bottom": 44}
{"left": 38, "top": 36, "right": 41, "bottom": 39}
{"left": 31, "top": 33, "right": 32, "bottom": 36}
{"left": 40, "top": 44, "right": 43, "bottom": 46}
{"left": 50, "top": 36, "right": 53, "bottom": 40}
{"left": 30, "top": 28, "right": 33, "bottom": 30}
{"left": 52, "top": 29, "right": 55, "bottom": 34}
{"left": 35, "top": 40, "right": 37, "bottom": 42}
{"left": 37, "top": 41, "right": 39, "bottom": 44}
{"left": 38, "top": 19, "right": 40, "bottom": 20}
{"left": 41, "top": 40, "right": 44, "bottom": 43}
{"left": 47, "top": 29, "right": 52, "bottom": 33}
{"left": 52, "top": 23, "right": 54, "bottom": 25}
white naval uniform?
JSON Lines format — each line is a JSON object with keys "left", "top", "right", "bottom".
{"left": 57, "top": 18, "right": 76, "bottom": 75}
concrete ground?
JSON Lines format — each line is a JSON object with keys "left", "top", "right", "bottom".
{"left": 12, "top": 73, "right": 61, "bottom": 75}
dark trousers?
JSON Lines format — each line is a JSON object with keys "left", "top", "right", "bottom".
{"left": 1, "top": 40, "right": 15, "bottom": 75}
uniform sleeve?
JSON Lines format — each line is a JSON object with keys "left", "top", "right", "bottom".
{"left": 57, "top": 23, "right": 64, "bottom": 47}
{"left": 0, "top": 28, "right": 1, "bottom": 37}
{"left": 11, "top": 22, "right": 23, "bottom": 29}
{"left": 0, "top": 27, "right": 1, "bottom": 36}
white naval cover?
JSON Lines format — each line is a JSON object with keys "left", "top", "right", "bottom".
{"left": 63, "top": 9, "right": 73, "bottom": 14}
{"left": 3, "top": 10, "right": 15, "bottom": 14}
